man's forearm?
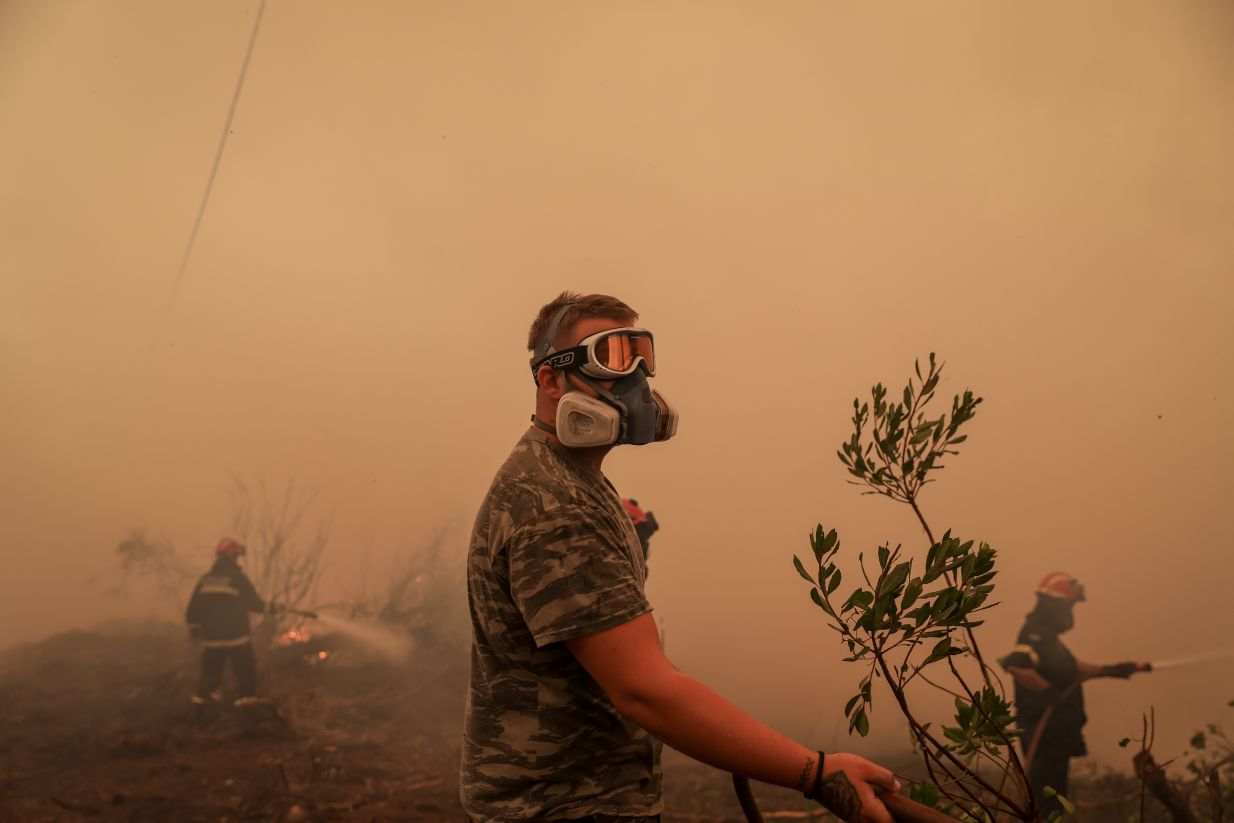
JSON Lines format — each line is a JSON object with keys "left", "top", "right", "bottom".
{"left": 566, "top": 614, "right": 897, "bottom": 821}
{"left": 1005, "top": 665, "right": 1052, "bottom": 692}
{"left": 615, "top": 669, "right": 816, "bottom": 791}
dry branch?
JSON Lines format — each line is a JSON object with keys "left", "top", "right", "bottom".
{"left": 1135, "top": 750, "right": 1198, "bottom": 823}
{"left": 1205, "top": 768, "right": 1224, "bottom": 823}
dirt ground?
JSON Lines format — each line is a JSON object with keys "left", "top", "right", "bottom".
{"left": 0, "top": 622, "right": 822, "bottom": 822}
{"left": 0, "top": 621, "right": 465, "bottom": 822}
{"left": 0, "top": 622, "right": 1186, "bottom": 822}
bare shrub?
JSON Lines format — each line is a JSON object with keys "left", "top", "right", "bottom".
{"left": 1121, "top": 708, "right": 1234, "bottom": 823}
{"left": 105, "top": 478, "right": 330, "bottom": 643}
{"left": 342, "top": 526, "right": 467, "bottom": 653}
{"left": 226, "top": 477, "right": 330, "bottom": 631}
{"left": 104, "top": 529, "right": 197, "bottom": 611}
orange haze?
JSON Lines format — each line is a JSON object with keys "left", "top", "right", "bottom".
{"left": 2, "top": 0, "right": 1232, "bottom": 768}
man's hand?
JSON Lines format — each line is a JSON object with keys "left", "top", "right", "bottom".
{"left": 808, "top": 752, "right": 899, "bottom": 823}
{"left": 1101, "top": 661, "right": 1145, "bottom": 679}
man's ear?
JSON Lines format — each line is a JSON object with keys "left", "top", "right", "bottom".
{"left": 537, "top": 364, "right": 566, "bottom": 399}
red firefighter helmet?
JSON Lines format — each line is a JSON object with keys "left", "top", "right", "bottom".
{"left": 621, "top": 498, "right": 648, "bottom": 527}
{"left": 215, "top": 537, "right": 247, "bottom": 557}
{"left": 1036, "top": 571, "right": 1085, "bottom": 603}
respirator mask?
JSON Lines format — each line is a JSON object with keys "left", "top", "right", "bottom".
{"left": 531, "top": 307, "right": 679, "bottom": 448}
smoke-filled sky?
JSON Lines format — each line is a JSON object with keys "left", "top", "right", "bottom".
{"left": 3, "top": 1, "right": 1232, "bottom": 767}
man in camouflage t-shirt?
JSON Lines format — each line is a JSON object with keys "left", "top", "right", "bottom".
{"left": 462, "top": 427, "right": 661, "bottom": 820}
{"left": 462, "top": 292, "right": 899, "bottom": 823}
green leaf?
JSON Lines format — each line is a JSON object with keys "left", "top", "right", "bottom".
{"left": 854, "top": 709, "right": 870, "bottom": 736}
{"left": 826, "top": 569, "right": 843, "bottom": 594}
{"left": 877, "top": 545, "right": 890, "bottom": 568}
{"left": 922, "top": 637, "right": 952, "bottom": 665}
{"left": 908, "top": 781, "right": 940, "bottom": 808}
{"left": 884, "top": 561, "right": 912, "bottom": 595}
{"left": 809, "top": 587, "right": 835, "bottom": 617}
{"left": 793, "top": 555, "right": 815, "bottom": 584}
{"left": 841, "top": 588, "right": 873, "bottom": 612}
{"left": 925, "top": 541, "right": 941, "bottom": 573}
{"left": 1118, "top": 737, "right": 1131, "bottom": 748}
{"left": 844, "top": 694, "right": 862, "bottom": 716}
{"left": 901, "top": 578, "right": 923, "bottom": 610}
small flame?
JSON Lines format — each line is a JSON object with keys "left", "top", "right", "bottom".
{"left": 281, "top": 627, "right": 312, "bottom": 646}
{"left": 317, "top": 651, "right": 328, "bottom": 660}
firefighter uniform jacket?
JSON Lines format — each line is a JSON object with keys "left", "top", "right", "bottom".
{"left": 1000, "top": 611, "right": 1088, "bottom": 757}
{"left": 185, "top": 558, "right": 266, "bottom": 648}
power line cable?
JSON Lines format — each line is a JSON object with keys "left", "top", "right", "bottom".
{"left": 159, "top": 0, "right": 268, "bottom": 329}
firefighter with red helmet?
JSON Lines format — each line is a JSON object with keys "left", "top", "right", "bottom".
{"left": 185, "top": 538, "right": 268, "bottom": 707}
{"left": 1000, "top": 572, "right": 1151, "bottom": 819}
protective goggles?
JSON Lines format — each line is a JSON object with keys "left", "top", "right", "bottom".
{"left": 531, "top": 327, "right": 656, "bottom": 380}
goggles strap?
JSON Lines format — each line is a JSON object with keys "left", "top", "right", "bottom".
{"left": 535, "top": 302, "right": 576, "bottom": 359}
{"left": 532, "top": 302, "right": 576, "bottom": 386}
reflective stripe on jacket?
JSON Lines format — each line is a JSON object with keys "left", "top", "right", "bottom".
{"left": 185, "top": 558, "right": 265, "bottom": 643}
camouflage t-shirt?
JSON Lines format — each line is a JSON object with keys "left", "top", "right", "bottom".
{"left": 461, "top": 427, "right": 663, "bottom": 822}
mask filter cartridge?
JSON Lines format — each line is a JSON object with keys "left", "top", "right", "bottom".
{"left": 557, "top": 393, "right": 623, "bottom": 447}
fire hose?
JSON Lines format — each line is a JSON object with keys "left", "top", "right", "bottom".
{"left": 271, "top": 605, "right": 319, "bottom": 620}
{"left": 731, "top": 774, "right": 959, "bottom": 823}
{"left": 1023, "top": 663, "right": 1155, "bottom": 773}
{"left": 1020, "top": 650, "right": 1234, "bottom": 781}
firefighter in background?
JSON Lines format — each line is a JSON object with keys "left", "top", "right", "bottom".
{"left": 186, "top": 537, "right": 269, "bottom": 707}
{"left": 621, "top": 498, "right": 659, "bottom": 574}
{"left": 1000, "top": 572, "right": 1151, "bottom": 819}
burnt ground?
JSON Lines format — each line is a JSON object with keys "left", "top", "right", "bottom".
{"left": 0, "top": 622, "right": 825, "bottom": 823}
{"left": 0, "top": 621, "right": 471, "bottom": 822}
{"left": 0, "top": 622, "right": 1187, "bottom": 822}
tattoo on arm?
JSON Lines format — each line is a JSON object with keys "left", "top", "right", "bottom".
{"left": 817, "top": 771, "right": 863, "bottom": 822}
{"left": 795, "top": 755, "right": 816, "bottom": 792}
